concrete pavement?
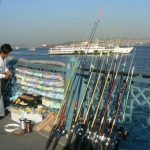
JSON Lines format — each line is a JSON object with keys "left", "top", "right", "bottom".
{"left": 0, "top": 113, "right": 47, "bottom": 150}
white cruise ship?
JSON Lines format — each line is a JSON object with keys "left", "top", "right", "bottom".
{"left": 48, "top": 43, "right": 134, "bottom": 55}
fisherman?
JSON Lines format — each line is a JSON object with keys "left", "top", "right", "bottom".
{"left": 0, "top": 43, "right": 12, "bottom": 120}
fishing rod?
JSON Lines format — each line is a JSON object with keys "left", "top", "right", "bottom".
{"left": 73, "top": 54, "right": 117, "bottom": 150}
{"left": 63, "top": 46, "right": 103, "bottom": 150}
{"left": 47, "top": 74, "right": 83, "bottom": 150}
{"left": 93, "top": 67, "right": 134, "bottom": 150}
{"left": 103, "top": 51, "right": 135, "bottom": 149}
{"left": 106, "top": 30, "right": 123, "bottom": 95}
{"left": 46, "top": 10, "right": 103, "bottom": 150}
{"left": 64, "top": 40, "right": 92, "bottom": 117}
{"left": 68, "top": 52, "right": 104, "bottom": 150}
{"left": 68, "top": 29, "right": 120, "bottom": 150}
{"left": 72, "top": 8, "right": 103, "bottom": 113}
{"left": 80, "top": 32, "right": 124, "bottom": 150}
{"left": 73, "top": 10, "right": 103, "bottom": 106}
{"left": 90, "top": 54, "right": 117, "bottom": 130}
{"left": 91, "top": 36, "right": 107, "bottom": 91}
{"left": 46, "top": 20, "right": 102, "bottom": 148}
{"left": 107, "top": 54, "right": 128, "bottom": 124}
{"left": 67, "top": 53, "right": 108, "bottom": 150}
{"left": 49, "top": 53, "right": 98, "bottom": 150}
{"left": 45, "top": 36, "right": 93, "bottom": 150}
{"left": 121, "top": 67, "right": 135, "bottom": 125}
{"left": 74, "top": 29, "right": 108, "bottom": 126}
{"left": 111, "top": 49, "right": 135, "bottom": 118}
{"left": 47, "top": 5, "right": 104, "bottom": 150}
{"left": 61, "top": 11, "right": 104, "bottom": 150}
{"left": 45, "top": 54, "right": 81, "bottom": 150}
{"left": 120, "top": 52, "right": 136, "bottom": 126}
{"left": 63, "top": 57, "right": 101, "bottom": 150}
{"left": 74, "top": 8, "right": 102, "bottom": 98}
{"left": 98, "top": 54, "right": 123, "bottom": 134}
{"left": 82, "top": 53, "right": 108, "bottom": 125}
{"left": 108, "top": 34, "right": 128, "bottom": 118}
{"left": 64, "top": 74, "right": 81, "bottom": 123}
{"left": 79, "top": 55, "right": 121, "bottom": 150}
{"left": 104, "top": 66, "right": 135, "bottom": 150}
{"left": 72, "top": 54, "right": 108, "bottom": 150}
{"left": 96, "top": 51, "right": 134, "bottom": 143}
{"left": 99, "top": 33, "right": 131, "bottom": 133}
{"left": 46, "top": 55, "right": 89, "bottom": 150}
{"left": 45, "top": 23, "right": 95, "bottom": 150}
{"left": 73, "top": 30, "right": 118, "bottom": 150}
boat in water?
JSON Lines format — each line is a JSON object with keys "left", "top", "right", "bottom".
{"left": 28, "top": 47, "right": 36, "bottom": 51}
{"left": 48, "top": 43, "right": 134, "bottom": 55}
{"left": 14, "top": 46, "right": 20, "bottom": 50}
{"left": 112, "top": 46, "right": 134, "bottom": 54}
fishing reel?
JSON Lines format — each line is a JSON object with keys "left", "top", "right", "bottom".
{"left": 93, "top": 133, "right": 102, "bottom": 144}
{"left": 103, "top": 127, "right": 128, "bottom": 150}
{"left": 53, "top": 128, "right": 67, "bottom": 138}
{"left": 86, "top": 130, "right": 97, "bottom": 143}
{"left": 76, "top": 124, "right": 85, "bottom": 136}
{"left": 70, "top": 124, "right": 76, "bottom": 133}
{"left": 61, "top": 129, "right": 67, "bottom": 136}
{"left": 85, "top": 130, "right": 101, "bottom": 146}
{"left": 106, "top": 117, "right": 113, "bottom": 128}
{"left": 104, "top": 119, "right": 129, "bottom": 140}
{"left": 91, "top": 134, "right": 110, "bottom": 150}
{"left": 89, "top": 132, "right": 107, "bottom": 145}
{"left": 122, "top": 129, "right": 128, "bottom": 139}
{"left": 117, "top": 126, "right": 128, "bottom": 139}
{"left": 75, "top": 123, "right": 88, "bottom": 137}
{"left": 87, "top": 132, "right": 118, "bottom": 149}
{"left": 86, "top": 130, "right": 92, "bottom": 140}
{"left": 104, "top": 139, "right": 118, "bottom": 150}
{"left": 53, "top": 128, "right": 62, "bottom": 137}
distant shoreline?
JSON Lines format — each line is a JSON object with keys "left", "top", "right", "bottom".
{"left": 134, "top": 44, "right": 150, "bottom": 47}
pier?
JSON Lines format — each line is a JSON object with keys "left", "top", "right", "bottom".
{"left": 1, "top": 57, "right": 150, "bottom": 150}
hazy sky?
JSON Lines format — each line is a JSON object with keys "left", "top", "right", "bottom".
{"left": 0, "top": 0, "right": 149, "bottom": 46}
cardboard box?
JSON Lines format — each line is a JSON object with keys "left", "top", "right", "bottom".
{"left": 10, "top": 112, "right": 43, "bottom": 123}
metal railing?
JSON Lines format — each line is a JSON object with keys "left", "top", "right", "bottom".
{"left": 3, "top": 58, "right": 150, "bottom": 150}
